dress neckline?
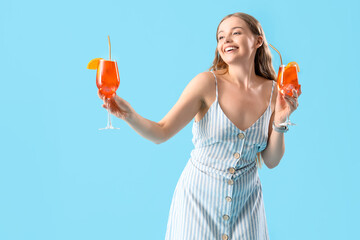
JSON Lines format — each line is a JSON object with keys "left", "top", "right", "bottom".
{"left": 213, "top": 71, "right": 275, "bottom": 132}
{"left": 217, "top": 98, "right": 271, "bottom": 132}
{"left": 194, "top": 72, "right": 275, "bottom": 132}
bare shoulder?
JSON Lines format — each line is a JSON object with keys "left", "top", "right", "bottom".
{"left": 188, "top": 71, "right": 216, "bottom": 102}
{"left": 191, "top": 71, "right": 215, "bottom": 88}
{"left": 257, "top": 75, "right": 275, "bottom": 90}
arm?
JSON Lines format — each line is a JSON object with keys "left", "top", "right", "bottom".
{"left": 261, "top": 87, "right": 299, "bottom": 169}
{"left": 102, "top": 72, "right": 213, "bottom": 144}
{"left": 261, "top": 110, "right": 285, "bottom": 169}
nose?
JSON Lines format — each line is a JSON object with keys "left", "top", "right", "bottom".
{"left": 224, "top": 34, "right": 233, "bottom": 43}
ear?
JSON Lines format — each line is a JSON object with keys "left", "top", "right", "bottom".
{"left": 256, "top": 35, "right": 264, "bottom": 49}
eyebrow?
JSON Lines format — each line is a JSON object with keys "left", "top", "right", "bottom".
{"left": 218, "top": 26, "right": 244, "bottom": 35}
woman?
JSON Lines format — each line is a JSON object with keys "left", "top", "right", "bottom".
{"left": 99, "top": 12, "right": 299, "bottom": 240}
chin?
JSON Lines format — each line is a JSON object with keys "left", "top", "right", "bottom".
{"left": 222, "top": 56, "right": 244, "bottom": 65}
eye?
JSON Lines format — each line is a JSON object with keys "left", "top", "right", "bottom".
{"left": 218, "top": 36, "right": 224, "bottom": 40}
{"left": 233, "top": 32, "right": 241, "bottom": 35}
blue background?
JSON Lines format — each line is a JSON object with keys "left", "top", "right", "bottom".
{"left": 1, "top": 0, "right": 359, "bottom": 239}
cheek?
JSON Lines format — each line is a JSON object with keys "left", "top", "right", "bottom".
{"left": 217, "top": 45, "right": 221, "bottom": 53}
{"left": 217, "top": 48, "right": 223, "bottom": 57}
{"left": 245, "top": 38, "right": 256, "bottom": 48}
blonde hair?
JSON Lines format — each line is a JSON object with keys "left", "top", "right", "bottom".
{"left": 209, "top": 12, "right": 276, "bottom": 168}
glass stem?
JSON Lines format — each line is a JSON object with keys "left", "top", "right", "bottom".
{"left": 107, "top": 99, "right": 112, "bottom": 128}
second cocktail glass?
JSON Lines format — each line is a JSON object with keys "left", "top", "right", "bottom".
{"left": 276, "top": 63, "right": 301, "bottom": 126}
{"left": 269, "top": 43, "right": 301, "bottom": 126}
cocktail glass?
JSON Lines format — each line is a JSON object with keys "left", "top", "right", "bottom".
{"left": 96, "top": 59, "right": 120, "bottom": 130}
{"left": 276, "top": 63, "right": 301, "bottom": 126}
{"left": 269, "top": 43, "right": 301, "bottom": 126}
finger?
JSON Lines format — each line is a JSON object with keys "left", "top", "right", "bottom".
{"left": 293, "top": 89, "right": 298, "bottom": 99}
{"left": 107, "top": 99, "right": 119, "bottom": 113}
{"left": 110, "top": 93, "right": 117, "bottom": 100}
{"left": 98, "top": 90, "right": 105, "bottom": 100}
{"left": 108, "top": 96, "right": 116, "bottom": 104}
{"left": 285, "top": 96, "right": 299, "bottom": 112}
{"left": 284, "top": 96, "right": 296, "bottom": 108}
{"left": 119, "top": 112, "right": 127, "bottom": 120}
{"left": 104, "top": 98, "right": 111, "bottom": 105}
{"left": 285, "top": 94, "right": 296, "bottom": 103}
{"left": 104, "top": 98, "right": 114, "bottom": 107}
{"left": 292, "top": 96, "right": 299, "bottom": 108}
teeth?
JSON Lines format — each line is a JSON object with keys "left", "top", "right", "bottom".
{"left": 225, "top": 47, "right": 237, "bottom": 52}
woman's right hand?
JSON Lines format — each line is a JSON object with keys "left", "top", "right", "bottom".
{"left": 98, "top": 90, "right": 134, "bottom": 121}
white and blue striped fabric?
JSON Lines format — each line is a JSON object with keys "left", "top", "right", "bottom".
{"left": 165, "top": 71, "right": 275, "bottom": 240}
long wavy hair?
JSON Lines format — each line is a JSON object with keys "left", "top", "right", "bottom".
{"left": 209, "top": 12, "right": 277, "bottom": 168}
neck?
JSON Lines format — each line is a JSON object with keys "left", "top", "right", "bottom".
{"left": 226, "top": 60, "right": 257, "bottom": 89}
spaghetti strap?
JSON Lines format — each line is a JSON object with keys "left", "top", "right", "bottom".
{"left": 210, "top": 71, "right": 218, "bottom": 99}
{"left": 269, "top": 80, "right": 275, "bottom": 106}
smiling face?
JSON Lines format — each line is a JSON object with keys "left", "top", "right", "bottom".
{"left": 217, "top": 16, "right": 263, "bottom": 66}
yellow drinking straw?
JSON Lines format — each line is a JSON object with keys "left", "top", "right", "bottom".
{"left": 108, "top": 35, "right": 111, "bottom": 60}
{"left": 269, "top": 43, "right": 282, "bottom": 66}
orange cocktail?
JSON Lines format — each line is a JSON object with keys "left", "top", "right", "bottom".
{"left": 277, "top": 62, "right": 301, "bottom": 97}
{"left": 96, "top": 59, "right": 120, "bottom": 99}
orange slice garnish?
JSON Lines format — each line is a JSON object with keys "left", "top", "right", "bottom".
{"left": 87, "top": 58, "right": 103, "bottom": 70}
{"left": 286, "top": 61, "right": 300, "bottom": 72}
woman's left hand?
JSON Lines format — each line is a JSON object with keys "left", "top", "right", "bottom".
{"left": 274, "top": 89, "right": 300, "bottom": 123}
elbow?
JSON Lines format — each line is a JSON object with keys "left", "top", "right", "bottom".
{"left": 263, "top": 155, "right": 282, "bottom": 169}
{"left": 153, "top": 135, "right": 168, "bottom": 145}
{"left": 153, "top": 123, "right": 170, "bottom": 144}
{"left": 266, "top": 162, "right": 279, "bottom": 169}
{"left": 262, "top": 148, "right": 285, "bottom": 169}
{"left": 154, "top": 139, "right": 164, "bottom": 144}
{"left": 266, "top": 155, "right": 283, "bottom": 169}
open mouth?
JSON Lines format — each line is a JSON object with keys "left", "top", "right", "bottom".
{"left": 224, "top": 46, "right": 238, "bottom": 53}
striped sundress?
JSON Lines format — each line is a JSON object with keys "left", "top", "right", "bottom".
{"left": 165, "top": 71, "right": 275, "bottom": 240}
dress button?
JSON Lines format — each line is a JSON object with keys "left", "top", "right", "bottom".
{"left": 222, "top": 234, "right": 229, "bottom": 240}
{"left": 228, "top": 179, "right": 234, "bottom": 185}
{"left": 237, "top": 133, "right": 245, "bottom": 139}
{"left": 233, "top": 152, "right": 240, "bottom": 159}
{"left": 228, "top": 167, "right": 236, "bottom": 174}
{"left": 223, "top": 214, "right": 230, "bottom": 221}
{"left": 225, "top": 196, "right": 232, "bottom": 202}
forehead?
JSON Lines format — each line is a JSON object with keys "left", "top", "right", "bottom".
{"left": 218, "top": 17, "right": 248, "bottom": 34}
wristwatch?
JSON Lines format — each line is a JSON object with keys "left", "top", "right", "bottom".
{"left": 272, "top": 122, "right": 289, "bottom": 133}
